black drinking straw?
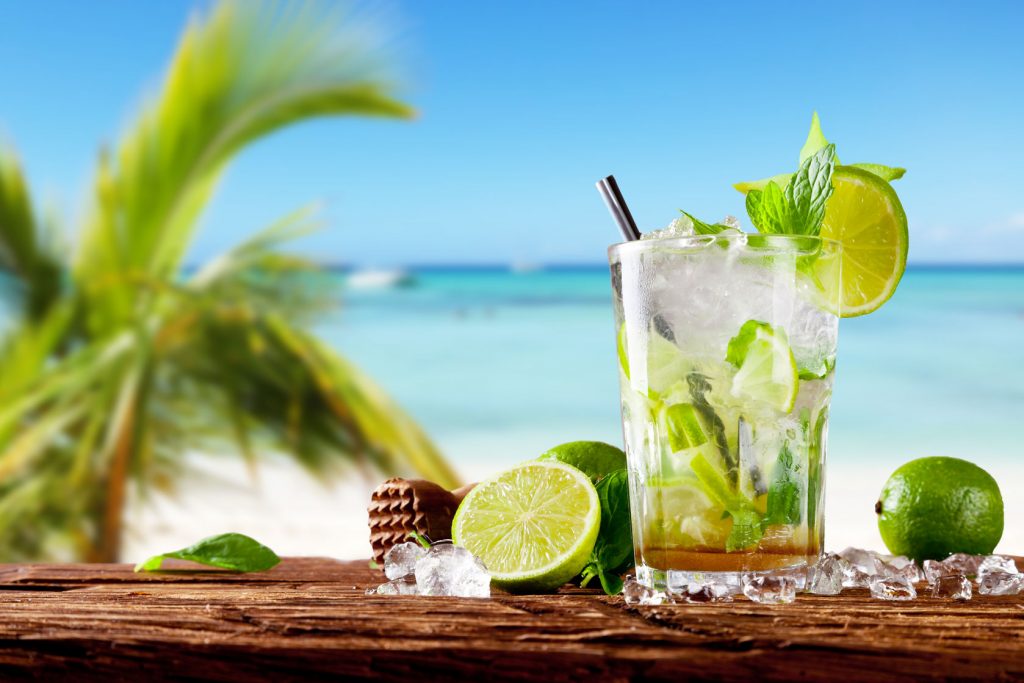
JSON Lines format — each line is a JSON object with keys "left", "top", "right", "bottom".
{"left": 595, "top": 175, "right": 642, "bottom": 241}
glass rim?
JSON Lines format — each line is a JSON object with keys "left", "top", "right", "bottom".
{"left": 608, "top": 233, "right": 841, "bottom": 259}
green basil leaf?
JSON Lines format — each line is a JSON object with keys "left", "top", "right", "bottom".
{"left": 134, "top": 532, "right": 280, "bottom": 573}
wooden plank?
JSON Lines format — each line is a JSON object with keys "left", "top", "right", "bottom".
{"left": 0, "top": 558, "right": 1020, "bottom": 681}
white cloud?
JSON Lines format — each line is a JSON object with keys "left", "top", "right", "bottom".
{"left": 983, "top": 211, "right": 1024, "bottom": 235}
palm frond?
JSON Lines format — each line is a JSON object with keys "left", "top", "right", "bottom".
{"left": 0, "top": 147, "right": 63, "bottom": 320}
{"left": 0, "top": 0, "right": 458, "bottom": 562}
{"left": 74, "top": 0, "right": 413, "bottom": 333}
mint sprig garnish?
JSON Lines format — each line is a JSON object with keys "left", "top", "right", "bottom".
{"left": 734, "top": 112, "right": 905, "bottom": 198}
{"left": 745, "top": 144, "right": 836, "bottom": 237}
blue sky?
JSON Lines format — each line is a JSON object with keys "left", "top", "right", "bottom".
{"left": 1, "top": 1, "right": 1022, "bottom": 266}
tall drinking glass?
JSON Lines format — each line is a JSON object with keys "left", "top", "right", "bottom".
{"left": 609, "top": 234, "right": 841, "bottom": 593}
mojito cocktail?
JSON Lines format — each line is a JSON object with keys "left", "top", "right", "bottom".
{"left": 610, "top": 233, "right": 841, "bottom": 591}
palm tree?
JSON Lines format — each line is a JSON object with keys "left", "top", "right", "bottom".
{"left": 0, "top": 1, "right": 459, "bottom": 562}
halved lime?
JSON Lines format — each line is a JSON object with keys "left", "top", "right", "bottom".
{"left": 452, "top": 460, "right": 600, "bottom": 592}
{"left": 726, "top": 320, "right": 798, "bottom": 413}
{"left": 819, "top": 166, "right": 909, "bottom": 317}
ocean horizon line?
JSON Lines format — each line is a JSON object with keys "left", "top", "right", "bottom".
{"left": 313, "top": 261, "right": 1024, "bottom": 274}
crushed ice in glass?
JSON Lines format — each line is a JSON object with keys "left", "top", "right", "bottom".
{"left": 719, "top": 215, "right": 742, "bottom": 231}
{"left": 383, "top": 541, "right": 426, "bottom": 580}
{"left": 371, "top": 539, "right": 490, "bottom": 598}
{"left": 641, "top": 215, "right": 695, "bottom": 241}
{"left": 977, "top": 571, "right": 1024, "bottom": 596}
{"left": 622, "top": 576, "right": 669, "bottom": 605}
{"left": 742, "top": 574, "right": 797, "bottom": 604}
{"left": 807, "top": 552, "right": 847, "bottom": 595}
{"left": 930, "top": 574, "right": 972, "bottom": 600}
{"left": 869, "top": 574, "right": 917, "bottom": 601}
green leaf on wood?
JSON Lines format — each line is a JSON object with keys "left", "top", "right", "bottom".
{"left": 134, "top": 532, "right": 280, "bottom": 573}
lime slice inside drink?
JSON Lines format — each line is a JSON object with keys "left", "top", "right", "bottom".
{"left": 646, "top": 475, "right": 731, "bottom": 549}
{"left": 452, "top": 460, "right": 601, "bottom": 592}
{"left": 726, "top": 320, "right": 798, "bottom": 413}
{"left": 819, "top": 166, "right": 909, "bottom": 317}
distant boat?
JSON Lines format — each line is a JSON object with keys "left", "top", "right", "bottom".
{"left": 346, "top": 268, "right": 416, "bottom": 289}
{"left": 510, "top": 261, "right": 542, "bottom": 274}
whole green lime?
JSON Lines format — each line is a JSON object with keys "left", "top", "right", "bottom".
{"left": 876, "top": 457, "right": 1003, "bottom": 561}
{"left": 537, "top": 441, "right": 626, "bottom": 483}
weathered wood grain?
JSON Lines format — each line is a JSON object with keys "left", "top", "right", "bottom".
{"left": 0, "top": 558, "right": 1020, "bottom": 681}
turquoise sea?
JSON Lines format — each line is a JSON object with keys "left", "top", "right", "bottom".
{"left": 322, "top": 266, "right": 1024, "bottom": 476}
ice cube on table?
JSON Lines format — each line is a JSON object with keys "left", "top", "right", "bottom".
{"left": 414, "top": 543, "right": 491, "bottom": 598}
{"left": 880, "top": 555, "right": 924, "bottom": 583}
{"left": 941, "top": 553, "right": 985, "bottom": 577}
{"left": 923, "top": 559, "right": 949, "bottom": 585}
{"left": 930, "top": 574, "right": 972, "bottom": 600}
{"left": 839, "top": 547, "right": 886, "bottom": 575}
{"left": 742, "top": 574, "right": 798, "bottom": 604}
{"left": 838, "top": 547, "right": 885, "bottom": 587}
{"left": 622, "top": 576, "right": 669, "bottom": 605}
{"left": 869, "top": 575, "right": 917, "bottom": 601}
{"left": 977, "top": 571, "right": 1024, "bottom": 596}
{"left": 369, "top": 576, "right": 419, "bottom": 596}
{"left": 682, "top": 581, "right": 734, "bottom": 603}
{"left": 384, "top": 541, "right": 426, "bottom": 580}
{"left": 807, "top": 553, "right": 847, "bottom": 595}
{"left": 976, "top": 555, "right": 1018, "bottom": 579}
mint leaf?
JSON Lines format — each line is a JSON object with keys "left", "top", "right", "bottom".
{"left": 848, "top": 163, "right": 905, "bottom": 182}
{"left": 785, "top": 144, "right": 836, "bottom": 236}
{"left": 725, "top": 319, "right": 772, "bottom": 367}
{"left": 686, "top": 373, "right": 737, "bottom": 481}
{"left": 745, "top": 180, "right": 788, "bottom": 234}
{"left": 598, "top": 572, "right": 625, "bottom": 596}
{"left": 679, "top": 211, "right": 730, "bottom": 235}
{"left": 579, "top": 469, "right": 633, "bottom": 595}
{"left": 408, "top": 530, "right": 433, "bottom": 549}
{"left": 798, "top": 356, "right": 836, "bottom": 381}
{"left": 764, "top": 445, "right": 802, "bottom": 526}
{"left": 134, "top": 532, "right": 280, "bottom": 573}
{"left": 725, "top": 508, "right": 764, "bottom": 551}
